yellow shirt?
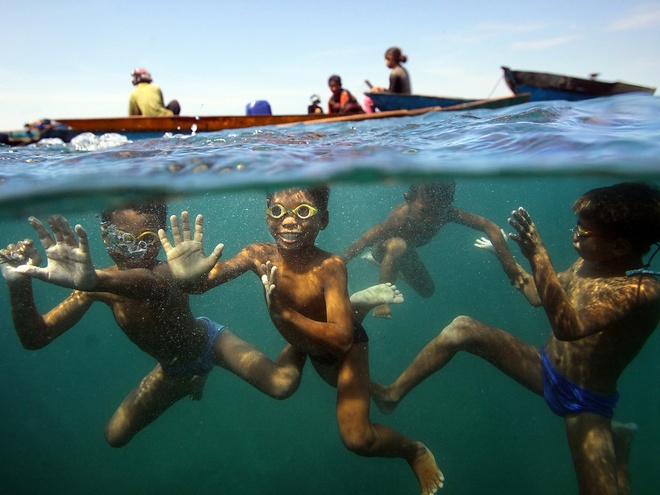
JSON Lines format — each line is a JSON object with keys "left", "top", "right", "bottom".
{"left": 128, "top": 83, "right": 174, "bottom": 117}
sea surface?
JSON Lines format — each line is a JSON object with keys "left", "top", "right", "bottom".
{"left": 0, "top": 94, "right": 658, "bottom": 495}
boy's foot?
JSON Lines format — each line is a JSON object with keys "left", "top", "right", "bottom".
{"left": 350, "top": 282, "right": 404, "bottom": 310}
{"left": 373, "top": 303, "right": 392, "bottom": 318}
{"left": 360, "top": 250, "right": 380, "bottom": 267}
{"left": 409, "top": 442, "right": 444, "bottom": 495}
{"left": 370, "top": 380, "right": 399, "bottom": 414}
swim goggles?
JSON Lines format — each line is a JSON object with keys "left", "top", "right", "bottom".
{"left": 102, "top": 223, "right": 159, "bottom": 258}
{"left": 266, "top": 203, "right": 319, "bottom": 220}
{"left": 571, "top": 224, "right": 607, "bottom": 239}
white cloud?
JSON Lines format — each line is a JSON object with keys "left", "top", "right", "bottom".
{"left": 511, "top": 34, "right": 582, "bottom": 51}
{"left": 608, "top": 3, "right": 660, "bottom": 31}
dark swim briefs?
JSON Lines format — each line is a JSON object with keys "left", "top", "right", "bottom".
{"left": 309, "top": 321, "right": 369, "bottom": 365}
{"left": 541, "top": 346, "right": 619, "bottom": 418}
{"left": 161, "top": 317, "right": 224, "bottom": 377}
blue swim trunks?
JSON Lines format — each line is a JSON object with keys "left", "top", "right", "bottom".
{"left": 161, "top": 317, "right": 224, "bottom": 377}
{"left": 541, "top": 346, "right": 619, "bottom": 418}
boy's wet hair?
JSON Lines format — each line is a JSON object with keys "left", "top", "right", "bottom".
{"left": 328, "top": 75, "right": 342, "bottom": 86}
{"left": 573, "top": 181, "right": 660, "bottom": 254}
{"left": 101, "top": 200, "right": 168, "bottom": 228}
{"left": 408, "top": 180, "right": 456, "bottom": 205}
{"left": 267, "top": 185, "right": 330, "bottom": 211}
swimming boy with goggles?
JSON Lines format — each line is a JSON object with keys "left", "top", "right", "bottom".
{"left": 159, "top": 185, "right": 445, "bottom": 495}
{"left": 372, "top": 182, "right": 660, "bottom": 495}
{"left": 0, "top": 201, "right": 313, "bottom": 447}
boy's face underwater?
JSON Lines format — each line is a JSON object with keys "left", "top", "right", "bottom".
{"left": 102, "top": 209, "right": 162, "bottom": 268}
{"left": 266, "top": 190, "right": 327, "bottom": 252}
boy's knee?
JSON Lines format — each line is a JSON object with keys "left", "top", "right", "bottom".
{"left": 442, "top": 315, "right": 477, "bottom": 342}
{"left": 383, "top": 237, "right": 408, "bottom": 257}
{"left": 338, "top": 424, "right": 376, "bottom": 456}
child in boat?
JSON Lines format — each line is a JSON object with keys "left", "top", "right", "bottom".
{"left": 341, "top": 180, "right": 527, "bottom": 318}
{"left": 0, "top": 201, "right": 306, "bottom": 447}
{"left": 370, "top": 46, "right": 412, "bottom": 95}
{"left": 158, "top": 185, "right": 444, "bottom": 495}
{"left": 371, "top": 181, "right": 660, "bottom": 495}
{"left": 327, "top": 75, "right": 364, "bottom": 114}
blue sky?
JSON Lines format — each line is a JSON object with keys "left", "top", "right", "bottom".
{"left": 1, "top": 1, "right": 659, "bottom": 130}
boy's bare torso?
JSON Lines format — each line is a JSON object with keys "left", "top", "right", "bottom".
{"left": 544, "top": 259, "right": 660, "bottom": 394}
{"left": 86, "top": 262, "right": 206, "bottom": 365}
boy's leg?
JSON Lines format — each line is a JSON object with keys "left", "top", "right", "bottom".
{"left": 350, "top": 283, "right": 404, "bottom": 322}
{"left": 105, "top": 364, "right": 201, "bottom": 448}
{"left": 612, "top": 421, "right": 637, "bottom": 495}
{"left": 213, "top": 328, "right": 306, "bottom": 400}
{"left": 372, "top": 315, "right": 543, "bottom": 414}
{"left": 335, "top": 342, "right": 444, "bottom": 495}
{"left": 564, "top": 413, "right": 619, "bottom": 495}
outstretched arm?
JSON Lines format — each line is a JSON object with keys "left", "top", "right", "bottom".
{"left": 0, "top": 237, "right": 92, "bottom": 349}
{"left": 341, "top": 215, "right": 398, "bottom": 263}
{"left": 457, "top": 208, "right": 541, "bottom": 305}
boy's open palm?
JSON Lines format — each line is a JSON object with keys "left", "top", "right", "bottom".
{"left": 14, "top": 215, "right": 97, "bottom": 290}
{"left": 159, "top": 211, "right": 224, "bottom": 283}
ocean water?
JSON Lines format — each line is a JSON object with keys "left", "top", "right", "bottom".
{"left": 0, "top": 94, "right": 658, "bottom": 495}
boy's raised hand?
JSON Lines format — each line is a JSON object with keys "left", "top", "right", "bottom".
{"left": 508, "top": 207, "right": 544, "bottom": 259}
{"left": 159, "top": 211, "right": 224, "bottom": 283}
{"left": 11, "top": 215, "right": 97, "bottom": 290}
{"left": 0, "top": 239, "right": 43, "bottom": 283}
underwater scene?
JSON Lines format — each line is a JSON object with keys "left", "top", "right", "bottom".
{"left": 0, "top": 95, "right": 659, "bottom": 495}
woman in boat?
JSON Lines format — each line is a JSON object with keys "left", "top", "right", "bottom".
{"left": 128, "top": 68, "right": 181, "bottom": 117}
{"left": 327, "top": 75, "right": 364, "bottom": 114}
{"left": 365, "top": 46, "right": 412, "bottom": 113}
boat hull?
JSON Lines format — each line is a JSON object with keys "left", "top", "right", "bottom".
{"left": 502, "top": 66, "right": 656, "bottom": 102}
{"left": 365, "top": 92, "right": 476, "bottom": 111}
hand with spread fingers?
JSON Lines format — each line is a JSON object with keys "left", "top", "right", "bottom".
{"left": 508, "top": 207, "right": 544, "bottom": 259}
{"left": 260, "top": 261, "right": 279, "bottom": 310}
{"left": 9, "top": 215, "right": 98, "bottom": 290}
{"left": 0, "top": 239, "right": 43, "bottom": 283}
{"left": 158, "top": 211, "right": 224, "bottom": 284}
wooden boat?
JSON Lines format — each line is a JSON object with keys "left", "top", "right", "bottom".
{"left": 502, "top": 66, "right": 656, "bottom": 102}
{"left": 365, "top": 92, "right": 529, "bottom": 112}
{"left": 0, "top": 114, "right": 333, "bottom": 146}
{"left": 1, "top": 97, "right": 529, "bottom": 147}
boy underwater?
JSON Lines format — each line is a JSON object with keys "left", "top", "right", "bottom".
{"left": 371, "top": 182, "right": 660, "bottom": 495}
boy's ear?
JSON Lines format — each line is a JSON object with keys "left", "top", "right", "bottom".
{"left": 319, "top": 211, "right": 329, "bottom": 230}
{"left": 612, "top": 237, "right": 632, "bottom": 256}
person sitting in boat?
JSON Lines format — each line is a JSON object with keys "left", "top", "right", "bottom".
{"left": 365, "top": 46, "right": 412, "bottom": 113}
{"left": 308, "top": 94, "right": 324, "bottom": 114}
{"left": 128, "top": 68, "right": 181, "bottom": 117}
{"left": 327, "top": 75, "right": 364, "bottom": 114}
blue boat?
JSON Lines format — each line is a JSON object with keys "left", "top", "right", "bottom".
{"left": 502, "top": 66, "right": 656, "bottom": 102}
{"left": 365, "top": 92, "right": 529, "bottom": 112}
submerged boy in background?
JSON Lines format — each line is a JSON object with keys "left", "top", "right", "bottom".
{"left": 0, "top": 202, "right": 307, "bottom": 447}
{"left": 159, "top": 185, "right": 444, "bottom": 495}
{"left": 372, "top": 182, "right": 660, "bottom": 495}
{"left": 341, "top": 181, "right": 527, "bottom": 318}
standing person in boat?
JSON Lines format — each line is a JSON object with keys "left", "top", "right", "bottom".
{"left": 128, "top": 68, "right": 181, "bottom": 117}
{"left": 365, "top": 46, "right": 412, "bottom": 113}
{"left": 327, "top": 75, "right": 364, "bottom": 114}
{"left": 372, "top": 182, "right": 660, "bottom": 495}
